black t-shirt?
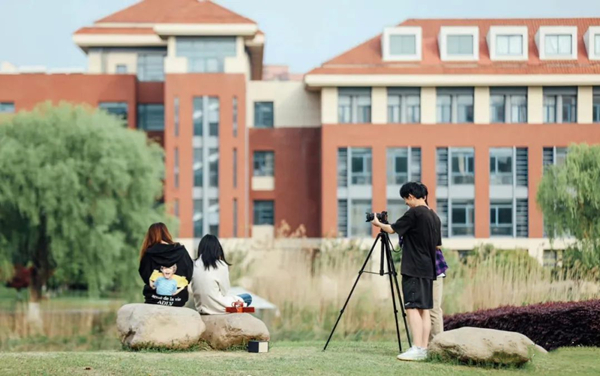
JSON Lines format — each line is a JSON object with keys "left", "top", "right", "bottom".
{"left": 391, "top": 206, "right": 440, "bottom": 280}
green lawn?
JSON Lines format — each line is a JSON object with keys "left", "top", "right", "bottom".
{"left": 0, "top": 341, "right": 598, "bottom": 376}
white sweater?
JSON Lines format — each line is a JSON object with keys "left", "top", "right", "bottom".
{"left": 191, "top": 260, "right": 241, "bottom": 315}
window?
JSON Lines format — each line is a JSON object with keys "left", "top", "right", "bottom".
{"left": 543, "top": 250, "right": 559, "bottom": 268}
{"left": 515, "top": 148, "right": 528, "bottom": 187}
{"left": 338, "top": 88, "right": 371, "bottom": 123}
{"left": 436, "top": 148, "right": 449, "bottom": 187}
{"left": 137, "top": 53, "right": 165, "bottom": 82}
{"left": 338, "top": 200, "right": 348, "bottom": 237}
{"left": 437, "top": 88, "right": 474, "bottom": 123}
{"left": 387, "top": 88, "right": 420, "bottom": 123}
{"left": 208, "top": 198, "right": 219, "bottom": 236}
{"left": 208, "top": 97, "right": 219, "bottom": 136}
{"left": 594, "top": 93, "right": 600, "bottom": 123}
{"left": 254, "top": 200, "right": 274, "bottom": 225}
{"left": 451, "top": 149, "right": 475, "bottom": 184}
{"left": 496, "top": 35, "right": 523, "bottom": 56}
{"left": 350, "top": 200, "right": 372, "bottom": 237}
{"left": 390, "top": 35, "right": 416, "bottom": 55}
{"left": 209, "top": 148, "right": 219, "bottom": 187}
{"left": 194, "top": 97, "right": 219, "bottom": 136}
{"left": 543, "top": 147, "right": 568, "bottom": 168}
{"left": 174, "top": 148, "right": 180, "bottom": 189}
{"left": 193, "top": 199, "right": 203, "bottom": 238}
{"left": 233, "top": 148, "right": 237, "bottom": 188}
{"left": 193, "top": 148, "right": 203, "bottom": 187}
{"left": 490, "top": 88, "right": 527, "bottom": 123}
{"left": 545, "top": 35, "right": 572, "bottom": 56}
{"left": 338, "top": 148, "right": 348, "bottom": 187}
{"left": 99, "top": 102, "right": 128, "bottom": 122}
{"left": 233, "top": 199, "right": 238, "bottom": 238}
{"left": 174, "top": 97, "right": 179, "bottom": 137}
{"left": 116, "top": 64, "right": 128, "bottom": 74}
{"left": 447, "top": 35, "right": 474, "bottom": 55}
{"left": 0, "top": 102, "right": 15, "bottom": 113}
{"left": 137, "top": 104, "right": 164, "bottom": 130}
{"left": 387, "top": 199, "right": 408, "bottom": 222}
{"left": 387, "top": 147, "right": 421, "bottom": 185}
{"left": 490, "top": 148, "right": 513, "bottom": 185}
{"left": 254, "top": 102, "right": 274, "bottom": 128}
{"left": 451, "top": 201, "right": 475, "bottom": 236}
{"left": 490, "top": 202, "right": 513, "bottom": 236}
{"left": 233, "top": 96, "right": 238, "bottom": 137}
{"left": 543, "top": 88, "right": 577, "bottom": 123}
{"left": 383, "top": 27, "right": 422, "bottom": 61}
{"left": 176, "top": 37, "right": 236, "bottom": 73}
{"left": 350, "top": 148, "right": 372, "bottom": 185}
{"left": 174, "top": 199, "right": 179, "bottom": 218}
{"left": 596, "top": 35, "right": 600, "bottom": 57}
{"left": 254, "top": 151, "right": 274, "bottom": 177}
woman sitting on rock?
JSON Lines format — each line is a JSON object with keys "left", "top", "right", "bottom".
{"left": 192, "top": 234, "right": 252, "bottom": 314}
{"left": 138, "top": 223, "right": 193, "bottom": 307}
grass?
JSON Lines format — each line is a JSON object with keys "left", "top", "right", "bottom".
{"left": 0, "top": 341, "right": 598, "bottom": 376}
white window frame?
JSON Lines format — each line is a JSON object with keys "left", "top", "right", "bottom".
{"left": 584, "top": 26, "right": 600, "bottom": 61}
{"left": 487, "top": 26, "right": 528, "bottom": 61}
{"left": 439, "top": 26, "right": 479, "bottom": 62}
{"left": 536, "top": 26, "right": 577, "bottom": 60}
{"left": 382, "top": 27, "right": 422, "bottom": 62}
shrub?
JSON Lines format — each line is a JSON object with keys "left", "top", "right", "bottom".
{"left": 444, "top": 300, "right": 600, "bottom": 351}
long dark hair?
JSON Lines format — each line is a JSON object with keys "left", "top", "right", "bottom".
{"left": 196, "top": 234, "right": 231, "bottom": 270}
{"left": 140, "top": 222, "right": 174, "bottom": 261}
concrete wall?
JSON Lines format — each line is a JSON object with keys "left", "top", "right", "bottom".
{"left": 247, "top": 81, "right": 321, "bottom": 128}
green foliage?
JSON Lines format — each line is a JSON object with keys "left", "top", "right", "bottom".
{"left": 537, "top": 144, "right": 600, "bottom": 277}
{"left": 0, "top": 103, "right": 169, "bottom": 297}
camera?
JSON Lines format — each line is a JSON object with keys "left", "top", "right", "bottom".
{"left": 365, "top": 211, "right": 389, "bottom": 224}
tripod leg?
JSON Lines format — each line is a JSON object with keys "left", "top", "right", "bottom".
{"left": 383, "top": 240, "right": 403, "bottom": 354}
{"left": 387, "top": 236, "right": 412, "bottom": 349}
{"left": 323, "top": 234, "right": 381, "bottom": 351}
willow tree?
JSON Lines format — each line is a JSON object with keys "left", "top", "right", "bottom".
{"left": 0, "top": 103, "right": 168, "bottom": 303}
{"left": 537, "top": 144, "right": 600, "bottom": 277}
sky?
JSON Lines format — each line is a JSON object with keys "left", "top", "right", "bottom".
{"left": 1, "top": 0, "right": 600, "bottom": 73}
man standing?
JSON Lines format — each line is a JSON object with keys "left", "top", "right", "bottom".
{"left": 370, "top": 182, "right": 440, "bottom": 361}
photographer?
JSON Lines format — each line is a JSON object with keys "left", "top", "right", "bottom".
{"left": 370, "top": 182, "right": 440, "bottom": 361}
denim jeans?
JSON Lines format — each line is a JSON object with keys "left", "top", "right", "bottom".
{"left": 238, "top": 293, "right": 252, "bottom": 306}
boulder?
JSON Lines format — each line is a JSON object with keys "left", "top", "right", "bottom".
{"left": 117, "top": 303, "right": 205, "bottom": 350}
{"left": 429, "top": 327, "right": 537, "bottom": 366}
{"left": 200, "top": 313, "right": 270, "bottom": 350}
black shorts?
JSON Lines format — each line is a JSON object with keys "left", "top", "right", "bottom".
{"left": 402, "top": 275, "right": 433, "bottom": 310}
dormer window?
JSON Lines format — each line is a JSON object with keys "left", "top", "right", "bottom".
{"left": 584, "top": 26, "right": 600, "bottom": 60}
{"left": 382, "top": 27, "right": 422, "bottom": 61}
{"left": 536, "top": 26, "right": 577, "bottom": 60}
{"left": 439, "top": 27, "right": 479, "bottom": 61}
{"left": 488, "top": 26, "right": 528, "bottom": 61}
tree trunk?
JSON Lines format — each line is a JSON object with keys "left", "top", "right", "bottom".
{"left": 27, "top": 214, "right": 52, "bottom": 334}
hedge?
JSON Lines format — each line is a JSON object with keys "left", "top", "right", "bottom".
{"left": 444, "top": 300, "right": 600, "bottom": 351}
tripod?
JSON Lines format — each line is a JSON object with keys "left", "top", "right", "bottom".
{"left": 323, "top": 230, "right": 412, "bottom": 353}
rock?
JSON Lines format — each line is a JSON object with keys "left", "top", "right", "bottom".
{"left": 429, "top": 327, "right": 536, "bottom": 366}
{"left": 200, "top": 313, "right": 270, "bottom": 350}
{"left": 117, "top": 303, "right": 205, "bottom": 350}
{"left": 535, "top": 344, "right": 549, "bottom": 354}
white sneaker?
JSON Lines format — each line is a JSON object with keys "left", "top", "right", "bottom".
{"left": 397, "top": 346, "right": 427, "bottom": 361}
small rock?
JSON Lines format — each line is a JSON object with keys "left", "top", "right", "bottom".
{"left": 429, "top": 327, "right": 536, "bottom": 366}
{"left": 201, "top": 313, "right": 270, "bottom": 350}
{"left": 117, "top": 303, "right": 205, "bottom": 350}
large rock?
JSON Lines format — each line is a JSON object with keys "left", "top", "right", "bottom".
{"left": 429, "top": 327, "right": 538, "bottom": 366}
{"left": 117, "top": 304, "right": 205, "bottom": 350}
{"left": 200, "top": 313, "right": 270, "bottom": 350}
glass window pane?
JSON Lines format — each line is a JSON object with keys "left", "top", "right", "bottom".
{"left": 562, "top": 95, "right": 577, "bottom": 123}
{"left": 233, "top": 96, "right": 238, "bottom": 137}
{"left": 596, "top": 35, "right": 600, "bottom": 55}
{"left": 437, "top": 95, "right": 452, "bottom": 122}
{"left": 255, "top": 102, "right": 274, "bottom": 128}
{"left": 193, "top": 199, "right": 203, "bottom": 237}
{"left": 496, "top": 35, "right": 509, "bottom": 55}
{"left": 137, "top": 53, "right": 165, "bottom": 82}
{"left": 193, "top": 97, "right": 203, "bottom": 136}
{"left": 99, "top": 102, "right": 128, "bottom": 122}
{"left": 209, "top": 147, "right": 219, "bottom": 187}
{"left": 498, "top": 207, "right": 512, "bottom": 224}
{"left": 193, "top": 147, "right": 203, "bottom": 187}
{"left": 0, "top": 102, "right": 15, "bottom": 113}
{"left": 176, "top": 37, "right": 236, "bottom": 73}
{"left": 254, "top": 151, "right": 275, "bottom": 177}
{"left": 510, "top": 95, "right": 527, "bottom": 123}
{"left": 351, "top": 148, "right": 372, "bottom": 185}
{"left": 545, "top": 35, "right": 558, "bottom": 55}
{"left": 254, "top": 201, "right": 274, "bottom": 225}
{"left": 208, "top": 97, "right": 219, "bottom": 136}
{"left": 350, "top": 200, "right": 371, "bottom": 237}
{"left": 447, "top": 35, "right": 473, "bottom": 55}
{"left": 390, "top": 35, "right": 416, "bottom": 55}
{"left": 544, "top": 96, "right": 557, "bottom": 123}
{"left": 457, "top": 94, "right": 474, "bottom": 123}
{"left": 490, "top": 95, "right": 505, "bottom": 123}
{"left": 174, "top": 97, "right": 179, "bottom": 137}
{"left": 593, "top": 95, "right": 600, "bottom": 123}
{"left": 558, "top": 35, "right": 572, "bottom": 55}
{"left": 138, "top": 104, "right": 164, "bottom": 131}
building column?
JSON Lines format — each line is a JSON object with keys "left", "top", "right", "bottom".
{"left": 421, "top": 87, "right": 436, "bottom": 124}
{"left": 474, "top": 87, "right": 490, "bottom": 124}
{"left": 321, "top": 87, "right": 338, "bottom": 125}
{"left": 578, "top": 86, "right": 593, "bottom": 124}
{"left": 474, "top": 146, "right": 490, "bottom": 238}
{"left": 372, "top": 87, "right": 387, "bottom": 124}
{"left": 528, "top": 87, "right": 544, "bottom": 124}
